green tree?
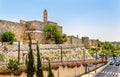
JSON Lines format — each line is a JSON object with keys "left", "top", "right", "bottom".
{"left": 96, "top": 40, "right": 108, "bottom": 60}
{"left": 48, "top": 60, "right": 54, "bottom": 77}
{"left": 1, "top": 31, "right": 17, "bottom": 44}
{"left": 88, "top": 49, "right": 94, "bottom": 56}
{"left": 62, "top": 34, "right": 67, "bottom": 43}
{"left": 109, "top": 44, "right": 118, "bottom": 60}
{"left": 26, "top": 33, "right": 35, "bottom": 77}
{"left": 44, "top": 24, "right": 67, "bottom": 44}
{"left": 36, "top": 41, "right": 44, "bottom": 77}
{"left": 96, "top": 41, "right": 120, "bottom": 60}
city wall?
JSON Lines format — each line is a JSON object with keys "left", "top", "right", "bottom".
{"left": 0, "top": 20, "right": 26, "bottom": 42}
{"left": 0, "top": 20, "right": 97, "bottom": 48}
{"left": 65, "top": 36, "right": 82, "bottom": 45}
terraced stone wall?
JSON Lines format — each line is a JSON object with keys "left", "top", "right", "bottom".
{"left": 0, "top": 44, "right": 94, "bottom": 63}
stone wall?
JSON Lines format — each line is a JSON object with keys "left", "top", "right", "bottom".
{"left": 20, "top": 20, "right": 44, "bottom": 31}
{"left": 0, "top": 19, "right": 62, "bottom": 44}
{"left": 82, "top": 37, "right": 90, "bottom": 49}
{"left": 0, "top": 65, "right": 85, "bottom": 77}
{"left": 65, "top": 36, "right": 97, "bottom": 49}
{"left": 0, "top": 20, "right": 26, "bottom": 42}
{"left": 65, "top": 36, "right": 82, "bottom": 45}
{"left": 0, "top": 44, "right": 94, "bottom": 63}
{"left": 0, "top": 19, "right": 97, "bottom": 48}
{"left": 23, "top": 31, "right": 45, "bottom": 44}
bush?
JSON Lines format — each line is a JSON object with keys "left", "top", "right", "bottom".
{"left": 7, "top": 59, "right": 19, "bottom": 72}
{"left": 13, "top": 69, "right": 23, "bottom": 76}
{"left": 0, "top": 65, "right": 7, "bottom": 72}
{"left": 0, "top": 64, "right": 24, "bottom": 76}
{"left": 61, "top": 62, "right": 67, "bottom": 68}
{"left": 51, "top": 64, "right": 59, "bottom": 70}
{"left": 76, "top": 62, "right": 81, "bottom": 67}
{"left": 1, "top": 31, "right": 17, "bottom": 44}
{"left": 67, "top": 63, "right": 76, "bottom": 68}
{"left": 0, "top": 70, "right": 11, "bottom": 75}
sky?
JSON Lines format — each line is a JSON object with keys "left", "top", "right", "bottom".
{"left": 0, "top": 0, "right": 120, "bottom": 41}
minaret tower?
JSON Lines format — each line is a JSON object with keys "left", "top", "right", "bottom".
{"left": 43, "top": 9, "right": 48, "bottom": 26}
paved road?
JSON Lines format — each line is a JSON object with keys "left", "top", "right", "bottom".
{"left": 95, "top": 65, "right": 120, "bottom": 77}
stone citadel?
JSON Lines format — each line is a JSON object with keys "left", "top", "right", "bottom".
{"left": 0, "top": 9, "right": 62, "bottom": 43}
{"left": 0, "top": 9, "right": 97, "bottom": 49}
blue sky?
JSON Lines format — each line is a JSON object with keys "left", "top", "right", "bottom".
{"left": 0, "top": 0, "right": 120, "bottom": 41}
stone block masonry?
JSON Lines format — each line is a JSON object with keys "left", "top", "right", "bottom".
{"left": 0, "top": 20, "right": 26, "bottom": 42}
{"left": 0, "top": 44, "right": 94, "bottom": 63}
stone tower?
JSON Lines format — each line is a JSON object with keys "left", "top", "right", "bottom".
{"left": 82, "top": 37, "right": 90, "bottom": 49}
{"left": 43, "top": 9, "right": 48, "bottom": 26}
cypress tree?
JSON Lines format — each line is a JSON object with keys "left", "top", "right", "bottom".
{"left": 36, "top": 41, "right": 44, "bottom": 77}
{"left": 48, "top": 60, "right": 54, "bottom": 77}
{"left": 26, "top": 33, "right": 35, "bottom": 77}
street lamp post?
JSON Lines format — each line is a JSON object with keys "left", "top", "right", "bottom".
{"left": 82, "top": 48, "right": 85, "bottom": 61}
{"left": 82, "top": 48, "right": 87, "bottom": 73}
{"left": 58, "top": 45, "right": 63, "bottom": 63}
{"left": 60, "top": 46, "right": 63, "bottom": 63}
{"left": 18, "top": 41, "right": 20, "bottom": 63}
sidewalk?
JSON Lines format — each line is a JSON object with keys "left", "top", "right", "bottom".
{"left": 81, "top": 64, "right": 108, "bottom": 77}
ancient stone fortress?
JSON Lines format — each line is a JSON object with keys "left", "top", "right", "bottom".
{"left": 0, "top": 9, "right": 97, "bottom": 49}
{"left": 0, "top": 9, "right": 62, "bottom": 44}
{"left": 0, "top": 9, "right": 98, "bottom": 64}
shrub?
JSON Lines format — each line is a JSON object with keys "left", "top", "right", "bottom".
{"left": 0, "top": 70, "right": 11, "bottom": 75}
{"left": 67, "top": 63, "right": 76, "bottom": 68}
{"left": 1, "top": 31, "right": 17, "bottom": 44}
{"left": 7, "top": 59, "right": 19, "bottom": 72}
{"left": 76, "top": 62, "right": 81, "bottom": 67}
{"left": 0, "top": 65, "right": 7, "bottom": 72}
{"left": 0, "top": 64, "right": 24, "bottom": 76}
{"left": 61, "top": 62, "right": 67, "bottom": 68}
{"left": 13, "top": 69, "right": 23, "bottom": 76}
{"left": 82, "top": 62, "right": 88, "bottom": 67}
{"left": 51, "top": 64, "right": 59, "bottom": 70}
